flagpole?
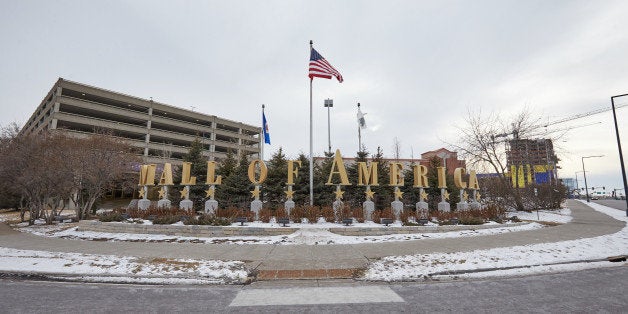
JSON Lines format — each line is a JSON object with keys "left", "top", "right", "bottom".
{"left": 357, "top": 102, "right": 362, "bottom": 152}
{"left": 309, "top": 42, "right": 314, "bottom": 206}
{"left": 261, "top": 104, "right": 265, "bottom": 161}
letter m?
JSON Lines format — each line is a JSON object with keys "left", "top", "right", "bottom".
{"left": 357, "top": 162, "right": 379, "bottom": 186}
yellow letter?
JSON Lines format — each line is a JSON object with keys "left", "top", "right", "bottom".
{"left": 468, "top": 170, "right": 480, "bottom": 190}
{"left": 357, "top": 162, "right": 379, "bottom": 186}
{"left": 412, "top": 164, "right": 429, "bottom": 188}
{"left": 180, "top": 162, "right": 197, "bottom": 185}
{"left": 139, "top": 164, "right": 156, "bottom": 186}
{"left": 286, "top": 160, "right": 302, "bottom": 185}
{"left": 437, "top": 166, "right": 447, "bottom": 188}
{"left": 248, "top": 159, "right": 268, "bottom": 184}
{"left": 510, "top": 165, "right": 517, "bottom": 187}
{"left": 158, "top": 163, "right": 173, "bottom": 185}
{"left": 205, "top": 161, "right": 222, "bottom": 185}
{"left": 454, "top": 168, "right": 467, "bottom": 189}
{"left": 326, "top": 149, "right": 350, "bottom": 185}
{"left": 389, "top": 162, "right": 404, "bottom": 186}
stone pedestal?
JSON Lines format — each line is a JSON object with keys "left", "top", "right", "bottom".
{"left": 157, "top": 199, "right": 171, "bottom": 208}
{"left": 457, "top": 190, "right": 468, "bottom": 211}
{"left": 456, "top": 201, "right": 469, "bottom": 211}
{"left": 332, "top": 200, "right": 344, "bottom": 221}
{"left": 284, "top": 200, "right": 295, "bottom": 216}
{"left": 138, "top": 199, "right": 151, "bottom": 210}
{"left": 363, "top": 200, "right": 375, "bottom": 221}
{"left": 391, "top": 200, "right": 403, "bottom": 221}
{"left": 205, "top": 199, "right": 218, "bottom": 215}
{"left": 470, "top": 190, "right": 480, "bottom": 209}
{"left": 179, "top": 199, "right": 193, "bottom": 211}
{"left": 416, "top": 201, "right": 429, "bottom": 219}
{"left": 250, "top": 200, "right": 263, "bottom": 221}
{"left": 438, "top": 201, "right": 450, "bottom": 212}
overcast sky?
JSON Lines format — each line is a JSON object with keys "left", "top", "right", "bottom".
{"left": 1, "top": 0, "right": 627, "bottom": 194}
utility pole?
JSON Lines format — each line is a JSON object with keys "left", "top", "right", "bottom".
{"left": 324, "top": 99, "right": 333, "bottom": 155}
{"left": 610, "top": 94, "right": 628, "bottom": 215}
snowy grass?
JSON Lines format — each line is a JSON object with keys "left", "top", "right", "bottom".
{"left": 508, "top": 208, "right": 572, "bottom": 224}
{"left": 0, "top": 247, "right": 248, "bottom": 284}
{"left": 363, "top": 201, "right": 627, "bottom": 281}
{"left": 15, "top": 220, "right": 543, "bottom": 245}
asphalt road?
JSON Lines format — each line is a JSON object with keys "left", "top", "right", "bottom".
{"left": 1, "top": 266, "right": 626, "bottom": 313}
{"left": 593, "top": 199, "right": 628, "bottom": 211}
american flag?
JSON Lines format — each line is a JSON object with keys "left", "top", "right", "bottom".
{"left": 309, "top": 48, "right": 343, "bottom": 83}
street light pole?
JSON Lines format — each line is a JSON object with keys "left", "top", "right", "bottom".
{"left": 324, "top": 99, "right": 333, "bottom": 155}
{"left": 575, "top": 171, "right": 584, "bottom": 197}
{"left": 610, "top": 94, "right": 628, "bottom": 215}
{"left": 582, "top": 155, "right": 604, "bottom": 203}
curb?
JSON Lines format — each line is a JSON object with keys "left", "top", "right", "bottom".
{"left": 0, "top": 271, "right": 250, "bottom": 285}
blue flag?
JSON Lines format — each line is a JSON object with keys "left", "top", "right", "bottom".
{"left": 262, "top": 112, "right": 271, "bottom": 144}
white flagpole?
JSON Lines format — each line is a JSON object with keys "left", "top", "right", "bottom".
{"left": 309, "top": 40, "right": 314, "bottom": 206}
{"left": 357, "top": 102, "right": 362, "bottom": 152}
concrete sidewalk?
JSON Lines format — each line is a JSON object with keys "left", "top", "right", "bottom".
{"left": 0, "top": 200, "right": 624, "bottom": 280}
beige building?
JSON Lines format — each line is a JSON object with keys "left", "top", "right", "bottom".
{"left": 20, "top": 78, "right": 261, "bottom": 164}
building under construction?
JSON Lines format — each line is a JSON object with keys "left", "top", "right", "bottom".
{"left": 507, "top": 138, "right": 558, "bottom": 187}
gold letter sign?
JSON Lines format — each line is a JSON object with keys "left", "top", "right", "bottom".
{"left": 139, "top": 164, "right": 156, "bottom": 186}
{"left": 248, "top": 159, "right": 268, "bottom": 184}
{"left": 326, "top": 149, "right": 350, "bottom": 185}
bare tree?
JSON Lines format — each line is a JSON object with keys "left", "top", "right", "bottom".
{"left": 0, "top": 128, "right": 138, "bottom": 223}
{"left": 66, "top": 131, "right": 139, "bottom": 219}
{"left": 392, "top": 137, "right": 402, "bottom": 162}
{"left": 0, "top": 131, "right": 74, "bottom": 224}
{"left": 449, "top": 109, "right": 543, "bottom": 211}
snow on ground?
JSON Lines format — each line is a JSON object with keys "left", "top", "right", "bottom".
{"left": 508, "top": 208, "right": 572, "bottom": 224}
{"left": 0, "top": 247, "right": 248, "bottom": 285}
{"left": 2, "top": 205, "right": 620, "bottom": 283}
{"left": 16, "top": 220, "right": 544, "bottom": 245}
{"left": 363, "top": 201, "right": 627, "bottom": 281}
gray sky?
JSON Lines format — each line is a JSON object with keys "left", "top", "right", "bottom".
{"left": 1, "top": 0, "right": 627, "bottom": 194}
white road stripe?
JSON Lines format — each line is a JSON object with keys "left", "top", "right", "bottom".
{"left": 229, "top": 286, "right": 404, "bottom": 307}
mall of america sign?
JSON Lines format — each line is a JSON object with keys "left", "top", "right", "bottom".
{"left": 136, "top": 149, "right": 481, "bottom": 221}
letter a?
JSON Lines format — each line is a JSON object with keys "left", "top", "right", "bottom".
{"left": 326, "top": 149, "right": 350, "bottom": 185}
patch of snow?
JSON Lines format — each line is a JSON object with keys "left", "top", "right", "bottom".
{"left": 441, "top": 261, "right": 623, "bottom": 280}
{"left": 0, "top": 247, "right": 248, "bottom": 285}
{"left": 509, "top": 208, "right": 572, "bottom": 224}
{"left": 23, "top": 222, "right": 544, "bottom": 245}
{"left": 363, "top": 201, "right": 627, "bottom": 281}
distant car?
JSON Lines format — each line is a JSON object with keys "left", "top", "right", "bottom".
{"left": 590, "top": 195, "right": 599, "bottom": 200}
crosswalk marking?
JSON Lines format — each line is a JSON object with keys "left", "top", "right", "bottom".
{"left": 229, "top": 286, "right": 404, "bottom": 307}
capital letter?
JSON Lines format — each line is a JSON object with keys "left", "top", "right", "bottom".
{"left": 287, "top": 160, "right": 302, "bottom": 185}
{"left": 468, "top": 170, "right": 480, "bottom": 190}
{"left": 412, "top": 164, "right": 429, "bottom": 188}
{"left": 180, "top": 162, "right": 197, "bottom": 185}
{"left": 206, "top": 161, "right": 222, "bottom": 185}
{"left": 139, "top": 164, "right": 156, "bottom": 186}
{"left": 158, "top": 163, "right": 173, "bottom": 185}
{"left": 454, "top": 168, "right": 467, "bottom": 189}
{"left": 248, "top": 159, "right": 268, "bottom": 184}
{"left": 326, "top": 149, "right": 350, "bottom": 185}
{"left": 357, "top": 162, "right": 379, "bottom": 186}
{"left": 389, "top": 162, "right": 404, "bottom": 186}
{"left": 437, "top": 166, "right": 447, "bottom": 188}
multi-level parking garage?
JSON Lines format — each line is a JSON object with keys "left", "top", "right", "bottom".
{"left": 20, "top": 78, "right": 261, "bottom": 164}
